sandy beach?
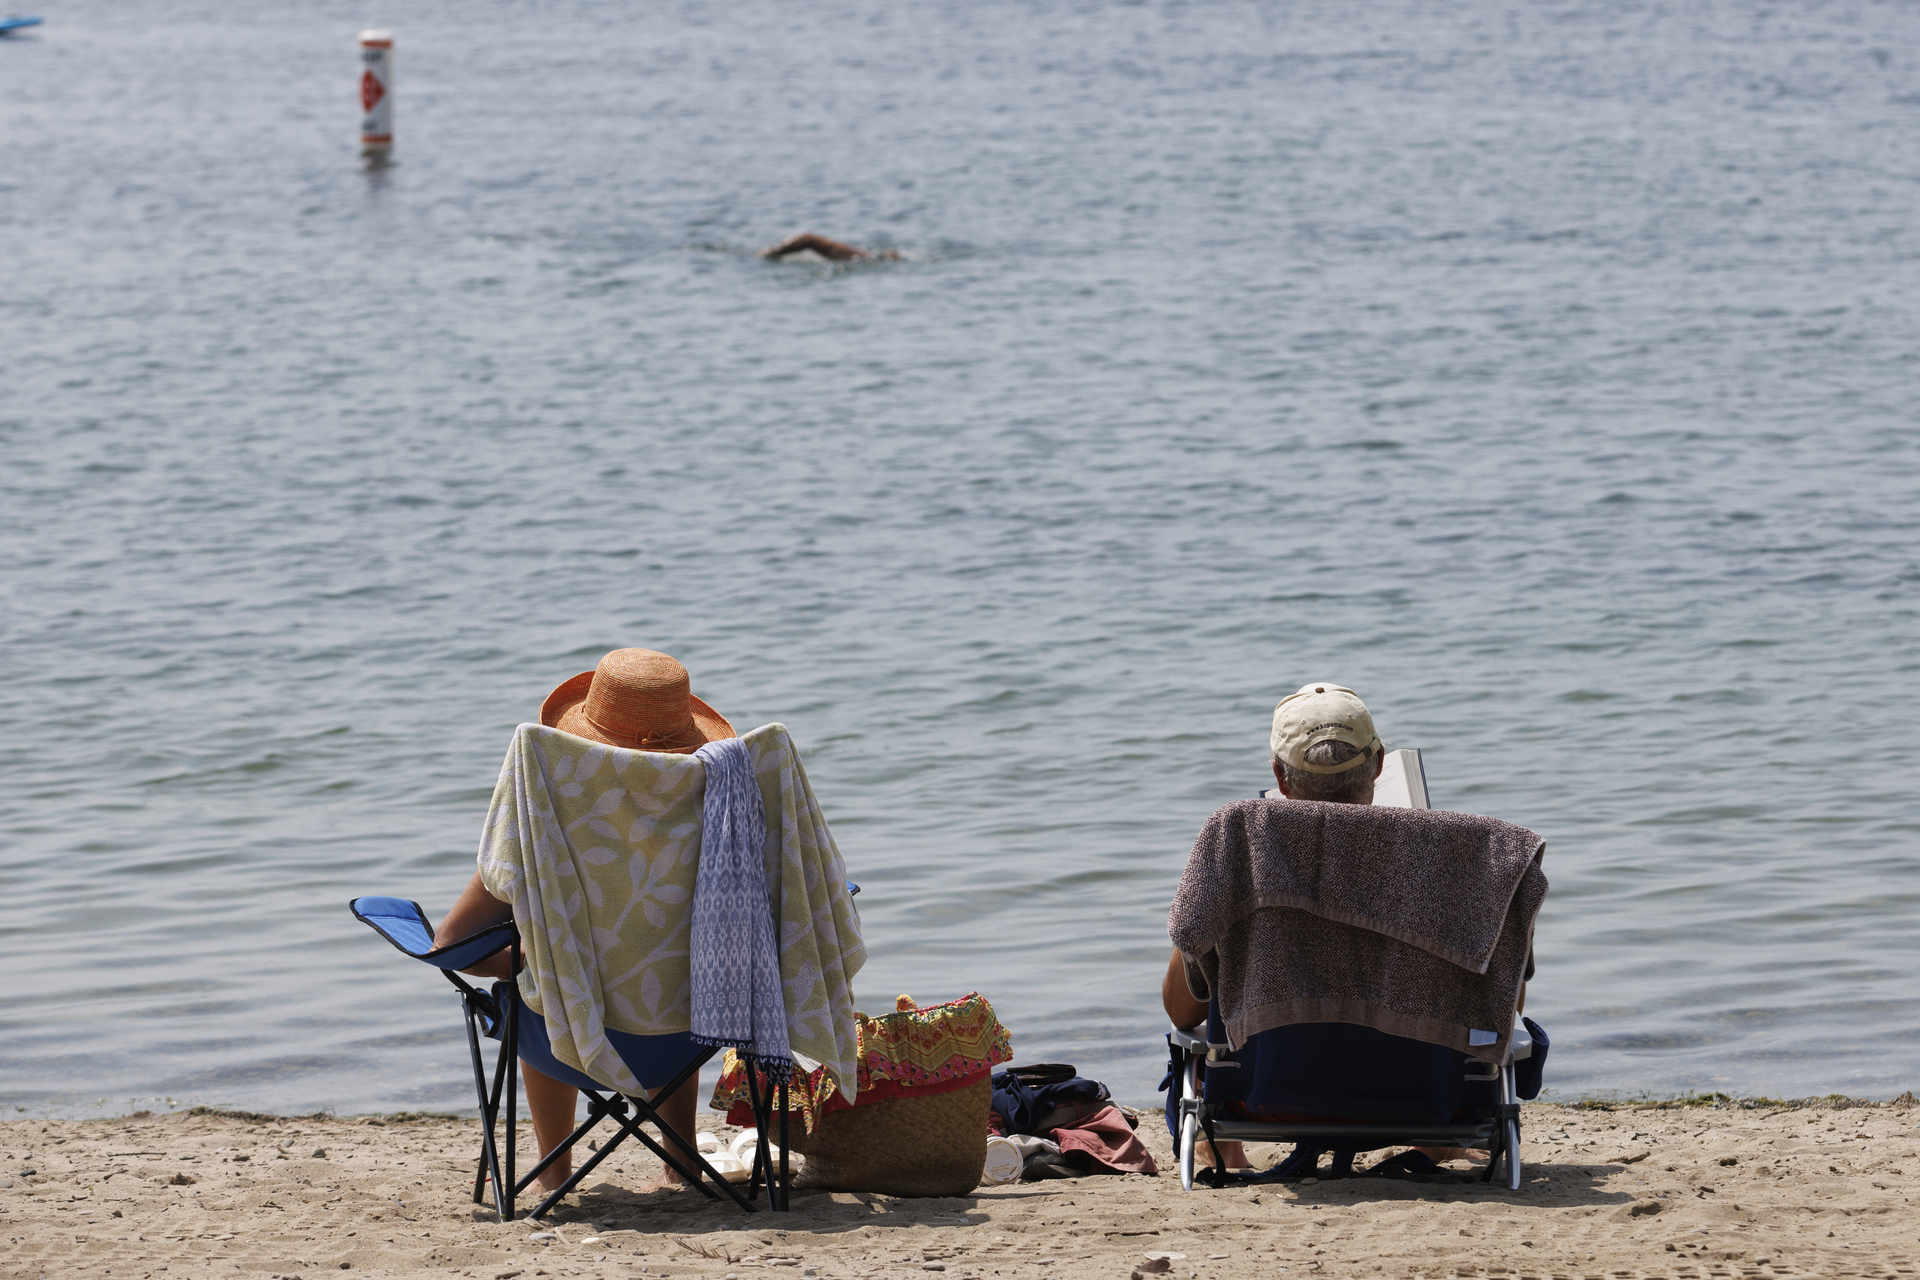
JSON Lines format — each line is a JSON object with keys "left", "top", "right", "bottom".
{"left": 4, "top": 1098, "right": 1915, "bottom": 1279}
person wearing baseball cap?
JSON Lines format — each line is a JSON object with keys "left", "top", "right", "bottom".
{"left": 1158, "top": 681, "right": 1385, "bottom": 1175}
{"left": 1264, "top": 682, "right": 1385, "bottom": 803}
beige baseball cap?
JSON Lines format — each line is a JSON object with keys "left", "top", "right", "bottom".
{"left": 1270, "top": 682, "right": 1380, "bottom": 774}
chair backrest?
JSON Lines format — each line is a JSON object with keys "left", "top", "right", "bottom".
{"left": 1196, "top": 766, "right": 1517, "bottom": 1123}
{"left": 1201, "top": 1004, "right": 1488, "bottom": 1124}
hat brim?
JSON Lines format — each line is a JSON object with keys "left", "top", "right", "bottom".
{"left": 539, "top": 671, "right": 736, "bottom": 753}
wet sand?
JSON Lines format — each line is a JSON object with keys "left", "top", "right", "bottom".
{"left": 3, "top": 1099, "right": 1916, "bottom": 1278}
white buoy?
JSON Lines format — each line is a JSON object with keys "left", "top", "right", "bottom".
{"left": 358, "top": 30, "right": 393, "bottom": 154}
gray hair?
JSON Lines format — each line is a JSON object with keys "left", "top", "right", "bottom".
{"left": 1277, "top": 739, "right": 1376, "bottom": 804}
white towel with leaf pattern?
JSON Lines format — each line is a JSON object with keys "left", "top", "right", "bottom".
{"left": 477, "top": 721, "right": 864, "bottom": 1101}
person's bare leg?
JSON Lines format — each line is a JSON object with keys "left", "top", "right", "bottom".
{"left": 521, "top": 1062, "right": 580, "bottom": 1194}
{"left": 1198, "top": 1138, "right": 1249, "bottom": 1171}
{"left": 643, "top": 1075, "right": 702, "bottom": 1188}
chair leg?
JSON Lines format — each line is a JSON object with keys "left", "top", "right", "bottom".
{"left": 526, "top": 1086, "right": 759, "bottom": 1219}
{"left": 777, "top": 1077, "right": 790, "bottom": 1212}
{"left": 1179, "top": 1108, "right": 1198, "bottom": 1192}
{"left": 1176, "top": 1046, "right": 1198, "bottom": 1193}
{"left": 744, "top": 1068, "right": 770, "bottom": 1204}
{"left": 504, "top": 978, "right": 518, "bottom": 1217}
{"left": 513, "top": 1090, "right": 626, "bottom": 1198}
{"left": 528, "top": 1104, "right": 656, "bottom": 1219}
{"left": 463, "top": 996, "right": 510, "bottom": 1222}
{"left": 1500, "top": 1064, "right": 1522, "bottom": 1191}
{"left": 523, "top": 1049, "right": 762, "bottom": 1219}
{"left": 640, "top": 1051, "right": 761, "bottom": 1213}
{"left": 1505, "top": 1115, "right": 1523, "bottom": 1191}
{"left": 738, "top": 1066, "right": 795, "bottom": 1211}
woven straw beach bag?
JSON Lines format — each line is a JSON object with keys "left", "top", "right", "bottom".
{"left": 785, "top": 1074, "right": 991, "bottom": 1198}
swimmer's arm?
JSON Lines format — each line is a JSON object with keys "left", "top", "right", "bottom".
{"left": 760, "top": 232, "right": 866, "bottom": 261}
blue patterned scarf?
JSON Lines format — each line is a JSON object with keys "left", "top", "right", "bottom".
{"left": 689, "top": 737, "right": 792, "bottom": 1078}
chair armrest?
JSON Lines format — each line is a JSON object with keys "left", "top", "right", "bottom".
{"left": 350, "top": 896, "right": 518, "bottom": 971}
{"left": 1169, "top": 1024, "right": 1207, "bottom": 1052}
{"left": 1505, "top": 1016, "right": 1532, "bottom": 1063}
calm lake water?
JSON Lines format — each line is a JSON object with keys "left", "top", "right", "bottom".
{"left": 2, "top": 0, "right": 1917, "bottom": 1118}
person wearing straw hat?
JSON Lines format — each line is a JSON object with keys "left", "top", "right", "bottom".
{"left": 434, "top": 648, "right": 737, "bottom": 1194}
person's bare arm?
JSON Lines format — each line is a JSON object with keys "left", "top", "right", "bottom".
{"left": 435, "top": 870, "right": 517, "bottom": 978}
{"left": 1161, "top": 948, "right": 1208, "bottom": 1031}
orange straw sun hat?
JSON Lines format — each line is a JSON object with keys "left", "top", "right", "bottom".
{"left": 539, "top": 648, "right": 735, "bottom": 754}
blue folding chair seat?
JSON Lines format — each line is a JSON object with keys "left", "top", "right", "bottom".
{"left": 1219, "top": 1021, "right": 1476, "bottom": 1125}
{"left": 499, "top": 984, "right": 700, "bottom": 1096}
{"left": 350, "top": 895, "right": 789, "bottom": 1220}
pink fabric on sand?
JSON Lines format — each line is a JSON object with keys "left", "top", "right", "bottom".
{"left": 1048, "top": 1104, "right": 1158, "bottom": 1175}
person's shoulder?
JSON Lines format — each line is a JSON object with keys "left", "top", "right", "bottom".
{"left": 1202, "top": 796, "right": 1274, "bottom": 827}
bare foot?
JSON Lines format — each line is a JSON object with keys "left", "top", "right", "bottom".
{"left": 627, "top": 1170, "right": 689, "bottom": 1195}
{"left": 534, "top": 1161, "right": 572, "bottom": 1195}
{"left": 1413, "top": 1145, "right": 1489, "bottom": 1164}
{"left": 1195, "top": 1137, "right": 1252, "bottom": 1173}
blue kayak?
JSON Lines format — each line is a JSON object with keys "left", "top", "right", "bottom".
{"left": 0, "top": 16, "right": 44, "bottom": 33}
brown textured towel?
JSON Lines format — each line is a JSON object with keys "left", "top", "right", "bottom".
{"left": 1168, "top": 798, "right": 1546, "bottom": 1063}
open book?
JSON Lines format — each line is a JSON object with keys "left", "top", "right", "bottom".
{"left": 1259, "top": 747, "right": 1429, "bottom": 810}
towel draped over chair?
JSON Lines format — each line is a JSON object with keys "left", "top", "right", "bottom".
{"left": 1168, "top": 798, "right": 1545, "bottom": 1063}
{"left": 478, "top": 721, "right": 865, "bottom": 1102}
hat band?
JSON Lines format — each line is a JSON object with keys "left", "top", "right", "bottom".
{"left": 1288, "top": 739, "right": 1379, "bottom": 775}
{"left": 583, "top": 707, "right": 699, "bottom": 750}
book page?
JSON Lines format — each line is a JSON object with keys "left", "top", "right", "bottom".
{"left": 1370, "top": 748, "right": 1430, "bottom": 809}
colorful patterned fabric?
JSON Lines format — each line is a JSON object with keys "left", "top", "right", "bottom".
{"left": 477, "top": 721, "right": 865, "bottom": 1100}
{"left": 711, "top": 992, "right": 1014, "bottom": 1134}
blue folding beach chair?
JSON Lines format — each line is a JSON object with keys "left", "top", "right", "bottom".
{"left": 1165, "top": 1007, "right": 1546, "bottom": 1192}
{"left": 349, "top": 896, "right": 791, "bottom": 1221}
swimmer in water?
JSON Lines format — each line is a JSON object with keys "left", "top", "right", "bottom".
{"left": 760, "top": 232, "right": 900, "bottom": 262}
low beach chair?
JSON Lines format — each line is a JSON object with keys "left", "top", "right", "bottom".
{"left": 1166, "top": 1008, "right": 1546, "bottom": 1192}
{"left": 349, "top": 896, "right": 788, "bottom": 1221}
{"left": 1167, "top": 754, "right": 1549, "bottom": 1194}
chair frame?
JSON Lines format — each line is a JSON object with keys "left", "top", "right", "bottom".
{"left": 1167, "top": 1020, "right": 1530, "bottom": 1192}
{"left": 351, "top": 897, "right": 792, "bottom": 1221}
